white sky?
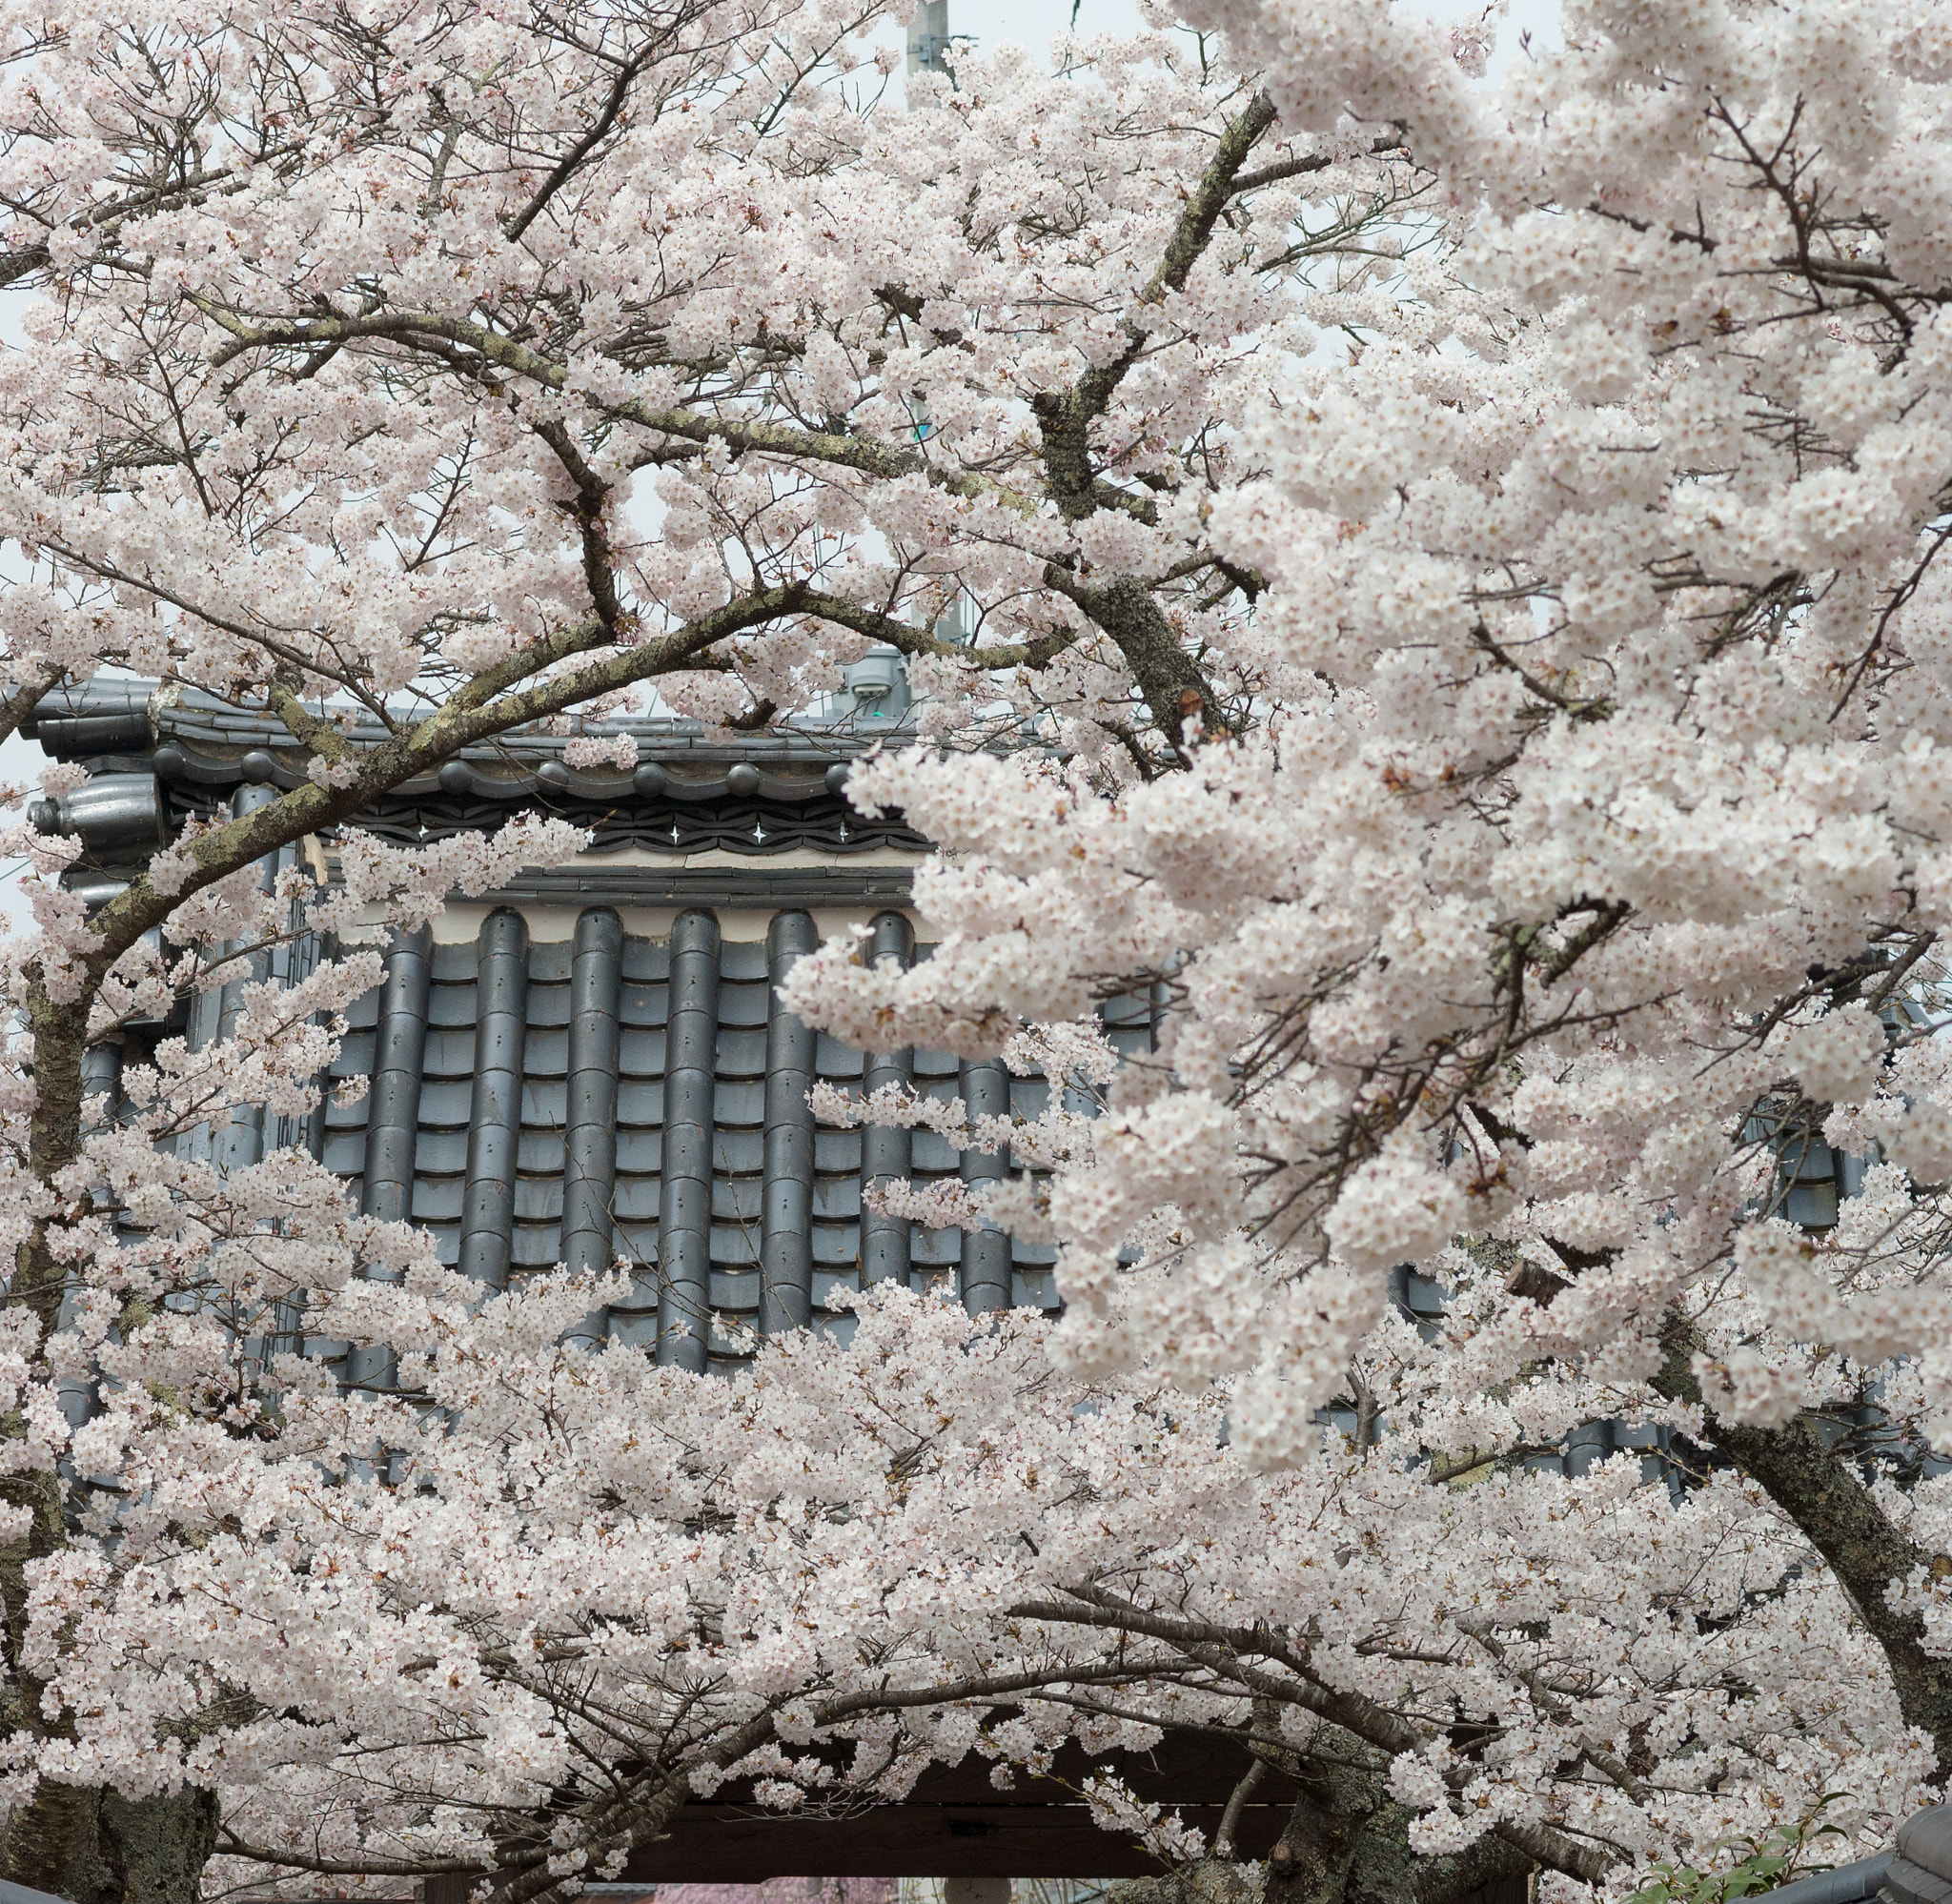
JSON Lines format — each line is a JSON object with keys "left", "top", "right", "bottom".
{"left": 931, "top": 0, "right": 1559, "bottom": 76}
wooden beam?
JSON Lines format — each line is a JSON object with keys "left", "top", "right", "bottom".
{"left": 620, "top": 1800, "right": 1292, "bottom": 1880}
{"left": 620, "top": 1735, "right": 1298, "bottom": 1881}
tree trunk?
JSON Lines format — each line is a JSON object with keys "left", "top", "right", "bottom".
{"left": 1, "top": 1783, "right": 219, "bottom": 1904}
{"left": 1262, "top": 1756, "right": 1534, "bottom": 1904}
{"left": 1263, "top": 1761, "right": 1371, "bottom": 1904}
{"left": 1074, "top": 574, "right": 1225, "bottom": 750}
{"left": 1104, "top": 1758, "right": 1534, "bottom": 1904}
{"left": 1652, "top": 1309, "right": 1952, "bottom": 1771}
{"left": 1483, "top": 1249, "right": 1952, "bottom": 1779}
{"left": 1344, "top": 1800, "right": 1532, "bottom": 1904}
{"left": 1, "top": 988, "right": 220, "bottom": 1904}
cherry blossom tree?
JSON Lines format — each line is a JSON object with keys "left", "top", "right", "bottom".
{"left": 9, "top": 0, "right": 1952, "bottom": 1901}
{"left": 0, "top": 0, "right": 1419, "bottom": 1894}
{"left": 775, "top": 0, "right": 1952, "bottom": 1876}
{"left": 48, "top": 1280, "right": 1944, "bottom": 1904}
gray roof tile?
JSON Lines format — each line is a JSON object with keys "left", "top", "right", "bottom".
{"left": 302, "top": 903, "right": 1084, "bottom": 1375}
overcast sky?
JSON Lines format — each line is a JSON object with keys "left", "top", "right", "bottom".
{"left": 916, "top": 0, "right": 1559, "bottom": 80}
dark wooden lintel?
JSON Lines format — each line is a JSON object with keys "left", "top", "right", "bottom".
{"left": 621, "top": 1800, "right": 1291, "bottom": 1880}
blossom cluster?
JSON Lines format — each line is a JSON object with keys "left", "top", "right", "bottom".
{"left": 1, "top": 0, "right": 1951, "bottom": 1894}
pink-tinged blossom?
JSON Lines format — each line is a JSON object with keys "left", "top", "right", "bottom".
{"left": 5, "top": 0, "right": 1952, "bottom": 1894}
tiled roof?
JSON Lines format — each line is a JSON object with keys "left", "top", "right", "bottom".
{"left": 25, "top": 678, "right": 918, "bottom": 774}
{"left": 30, "top": 681, "right": 1922, "bottom": 1392}
{"left": 24, "top": 679, "right": 933, "bottom": 873}
{"left": 316, "top": 907, "right": 1156, "bottom": 1371}
{"left": 21, "top": 680, "right": 1114, "bottom": 1361}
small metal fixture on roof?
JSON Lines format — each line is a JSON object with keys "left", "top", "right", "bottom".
{"left": 240, "top": 748, "right": 277, "bottom": 784}
{"left": 437, "top": 760, "right": 472, "bottom": 795}
{"left": 843, "top": 648, "right": 911, "bottom": 723}
{"left": 844, "top": 649, "right": 904, "bottom": 699}
{"left": 635, "top": 761, "right": 669, "bottom": 797}
{"left": 725, "top": 762, "right": 762, "bottom": 797}
{"left": 536, "top": 760, "right": 571, "bottom": 792}
{"left": 30, "top": 774, "right": 168, "bottom": 856}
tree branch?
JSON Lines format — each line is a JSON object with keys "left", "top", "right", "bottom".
{"left": 1008, "top": 1589, "right": 1612, "bottom": 1883}
{"left": 1653, "top": 1306, "right": 1952, "bottom": 1767}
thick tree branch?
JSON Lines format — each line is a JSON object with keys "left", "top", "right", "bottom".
{"left": 799, "top": 588, "right": 1084, "bottom": 671}
{"left": 1653, "top": 1306, "right": 1952, "bottom": 1768}
{"left": 194, "top": 304, "right": 1047, "bottom": 519}
{"left": 1008, "top": 1590, "right": 1612, "bottom": 1884}
{"left": 83, "top": 586, "right": 806, "bottom": 968}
